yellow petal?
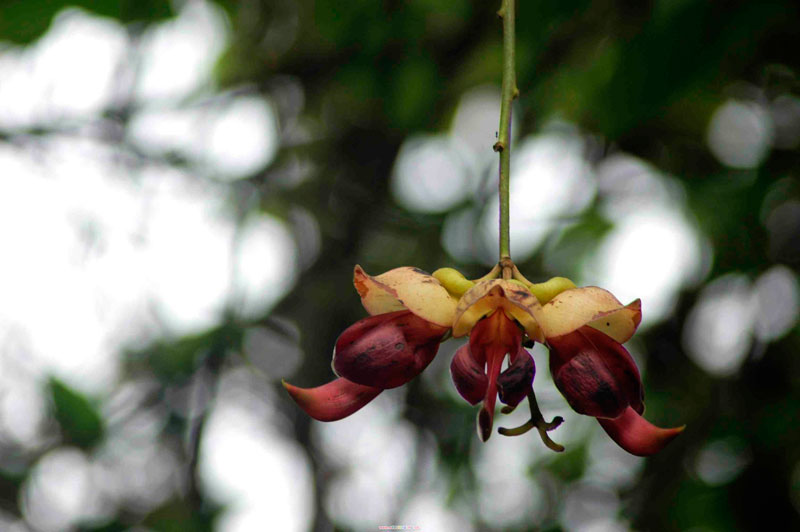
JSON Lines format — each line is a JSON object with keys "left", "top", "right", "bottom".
{"left": 452, "top": 280, "right": 543, "bottom": 341}
{"left": 535, "top": 287, "right": 642, "bottom": 343}
{"left": 353, "top": 265, "right": 457, "bottom": 328}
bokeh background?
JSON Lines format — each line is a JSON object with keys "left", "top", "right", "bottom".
{"left": 0, "top": 0, "right": 798, "bottom": 530}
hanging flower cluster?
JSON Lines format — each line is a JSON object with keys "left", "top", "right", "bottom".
{"left": 283, "top": 262, "right": 683, "bottom": 456}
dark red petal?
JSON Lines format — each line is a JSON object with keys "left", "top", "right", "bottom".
{"left": 450, "top": 344, "right": 487, "bottom": 405}
{"left": 548, "top": 326, "right": 643, "bottom": 418}
{"left": 335, "top": 310, "right": 408, "bottom": 345}
{"left": 497, "top": 345, "right": 534, "bottom": 408}
{"left": 597, "top": 406, "right": 685, "bottom": 456}
{"left": 477, "top": 342, "right": 503, "bottom": 442}
{"left": 469, "top": 309, "right": 521, "bottom": 358}
{"left": 283, "top": 378, "right": 382, "bottom": 421}
{"left": 471, "top": 311, "right": 520, "bottom": 442}
{"left": 333, "top": 311, "right": 447, "bottom": 389}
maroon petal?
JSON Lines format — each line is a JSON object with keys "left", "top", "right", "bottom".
{"left": 497, "top": 345, "right": 534, "bottom": 408}
{"left": 450, "top": 344, "right": 487, "bottom": 405}
{"left": 548, "top": 325, "right": 643, "bottom": 419}
{"left": 471, "top": 310, "right": 521, "bottom": 442}
{"left": 283, "top": 378, "right": 382, "bottom": 421}
{"left": 477, "top": 340, "right": 503, "bottom": 442}
{"left": 597, "top": 406, "right": 685, "bottom": 456}
{"left": 333, "top": 310, "right": 448, "bottom": 389}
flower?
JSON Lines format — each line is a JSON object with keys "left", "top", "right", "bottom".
{"left": 448, "top": 278, "right": 544, "bottom": 441}
{"left": 534, "top": 287, "right": 684, "bottom": 456}
{"left": 283, "top": 266, "right": 455, "bottom": 421}
{"left": 284, "top": 263, "right": 683, "bottom": 456}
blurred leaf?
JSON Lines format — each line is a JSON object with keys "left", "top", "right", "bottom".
{"left": 49, "top": 377, "right": 104, "bottom": 449}
{"left": 541, "top": 209, "right": 614, "bottom": 279}
{"left": 0, "top": 0, "right": 173, "bottom": 44}
{"left": 592, "top": 2, "right": 790, "bottom": 138}
{"left": 140, "top": 336, "right": 209, "bottom": 381}
{"left": 387, "top": 55, "right": 438, "bottom": 130}
{"left": 0, "top": 470, "right": 23, "bottom": 516}
{"left": 128, "top": 324, "right": 242, "bottom": 382}
{"left": 313, "top": 0, "right": 389, "bottom": 53}
{"left": 78, "top": 520, "right": 128, "bottom": 532}
{"left": 142, "top": 498, "right": 219, "bottom": 532}
{"left": 542, "top": 444, "right": 587, "bottom": 483}
{"left": 669, "top": 480, "right": 738, "bottom": 531}
{"left": 82, "top": 0, "right": 173, "bottom": 22}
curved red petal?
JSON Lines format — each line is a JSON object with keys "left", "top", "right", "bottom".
{"left": 597, "top": 406, "right": 685, "bottom": 456}
{"left": 497, "top": 345, "right": 534, "bottom": 408}
{"left": 450, "top": 344, "right": 487, "bottom": 405}
{"left": 548, "top": 326, "right": 643, "bottom": 418}
{"left": 471, "top": 311, "right": 520, "bottom": 442}
{"left": 333, "top": 311, "right": 447, "bottom": 389}
{"left": 335, "top": 309, "right": 408, "bottom": 345}
{"left": 283, "top": 378, "right": 382, "bottom": 422}
{"left": 478, "top": 351, "right": 502, "bottom": 441}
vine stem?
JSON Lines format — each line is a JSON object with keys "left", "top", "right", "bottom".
{"left": 494, "top": 0, "right": 517, "bottom": 263}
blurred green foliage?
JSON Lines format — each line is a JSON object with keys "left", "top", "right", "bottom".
{"left": 0, "top": 0, "right": 799, "bottom": 530}
{"left": 49, "top": 378, "right": 104, "bottom": 450}
{"left": 0, "top": 0, "right": 173, "bottom": 43}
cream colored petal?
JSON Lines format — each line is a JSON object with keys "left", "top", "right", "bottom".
{"left": 587, "top": 299, "right": 641, "bottom": 343}
{"left": 353, "top": 265, "right": 457, "bottom": 328}
{"left": 452, "top": 280, "right": 543, "bottom": 341}
{"left": 536, "top": 286, "right": 642, "bottom": 343}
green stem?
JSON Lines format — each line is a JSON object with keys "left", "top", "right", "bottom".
{"left": 494, "top": 0, "right": 517, "bottom": 261}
